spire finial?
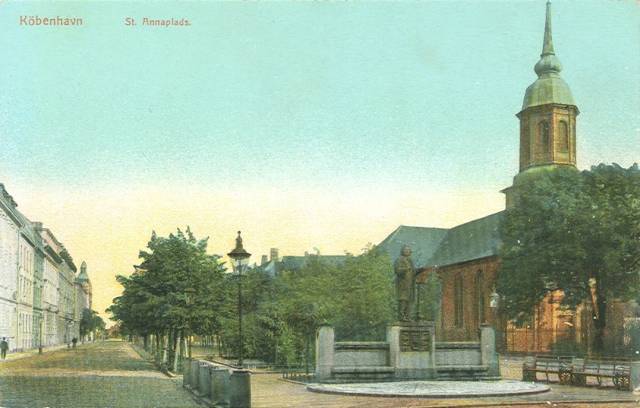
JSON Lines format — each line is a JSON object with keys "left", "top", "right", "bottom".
{"left": 534, "top": 1, "right": 562, "bottom": 77}
{"left": 542, "top": 1, "right": 555, "bottom": 56}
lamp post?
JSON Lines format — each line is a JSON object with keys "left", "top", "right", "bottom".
{"left": 227, "top": 231, "right": 251, "bottom": 368}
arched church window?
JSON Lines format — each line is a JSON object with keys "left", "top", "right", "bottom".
{"left": 476, "top": 270, "right": 485, "bottom": 325}
{"left": 558, "top": 121, "right": 569, "bottom": 152}
{"left": 454, "top": 274, "right": 464, "bottom": 328}
{"left": 539, "top": 121, "right": 550, "bottom": 153}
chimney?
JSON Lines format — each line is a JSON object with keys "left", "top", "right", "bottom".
{"left": 270, "top": 248, "right": 279, "bottom": 262}
{"left": 261, "top": 255, "right": 268, "bottom": 265}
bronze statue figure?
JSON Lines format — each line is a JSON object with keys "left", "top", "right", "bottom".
{"left": 394, "top": 245, "right": 417, "bottom": 321}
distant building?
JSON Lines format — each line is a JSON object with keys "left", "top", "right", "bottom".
{"left": 256, "top": 247, "right": 347, "bottom": 277}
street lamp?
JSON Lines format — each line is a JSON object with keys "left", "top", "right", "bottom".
{"left": 227, "top": 231, "right": 251, "bottom": 368}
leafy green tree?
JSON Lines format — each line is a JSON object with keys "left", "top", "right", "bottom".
{"left": 79, "top": 308, "right": 106, "bottom": 339}
{"left": 498, "top": 163, "right": 640, "bottom": 352}
{"left": 108, "top": 228, "right": 227, "bottom": 367}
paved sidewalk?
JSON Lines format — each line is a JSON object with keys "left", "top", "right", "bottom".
{"left": 0, "top": 340, "right": 200, "bottom": 408}
{"left": 0, "top": 344, "right": 70, "bottom": 363}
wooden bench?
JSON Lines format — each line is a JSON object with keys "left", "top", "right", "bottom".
{"left": 522, "top": 355, "right": 573, "bottom": 384}
{"left": 571, "top": 359, "right": 631, "bottom": 390}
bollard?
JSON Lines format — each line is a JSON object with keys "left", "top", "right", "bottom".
{"left": 229, "top": 369, "right": 251, "bottom": 408}
{"left": 211, "top": 366, "right": 231, "bottom": 407}
{"left": 190, "top": 360, "right": 201, "bottom": 391}
{"left": 198, "top": 361, "right": 212, "bottom": 398}
{"left": 183, "top": 358, "right": 192, "bottom": 388}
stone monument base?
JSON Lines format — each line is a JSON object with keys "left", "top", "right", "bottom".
{"left": 315, "top": 323, "right": 500, "bottom": 383}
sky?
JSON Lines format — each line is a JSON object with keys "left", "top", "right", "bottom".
{"left": 0, "top": 0, "right": 638, "bottom": 320}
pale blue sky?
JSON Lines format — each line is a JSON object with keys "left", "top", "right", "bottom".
{"left": 1, "top": 0, "right": 638, "bottom": 315}
{"left": 1, "top": 0, "right": 638, "bottom": 194}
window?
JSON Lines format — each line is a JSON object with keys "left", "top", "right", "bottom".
{"left": 539, "top": 121, "right": 550, "bottom": 153}
{"left": 476, "top": 270, "right": 485, "bottom": 325}
{"left": 558, "top": 121, "right": 569, "bottom": 152}
{"left": 454, "top": 274, "right": 464, "bottom": 328}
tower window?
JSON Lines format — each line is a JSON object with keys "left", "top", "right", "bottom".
{"left": 558, "top": 121, "right": 569, "bottom": 152}
{"left": 539, "top": 121, "right": 550, "bottom": 153}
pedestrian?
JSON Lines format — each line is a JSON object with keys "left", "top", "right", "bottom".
{"left": 72, "top": 337, "right": 77, "bottom": 349}
{"left": 0, "top": 337, "right": 8, "bottom": 359}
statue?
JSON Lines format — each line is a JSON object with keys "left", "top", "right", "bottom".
{"left": 394, "top": 245, "right": 417, "bottom": 321}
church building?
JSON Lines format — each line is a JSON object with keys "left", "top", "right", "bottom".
{"left": 377, "top": 2, "right": 608, "bottom": 353}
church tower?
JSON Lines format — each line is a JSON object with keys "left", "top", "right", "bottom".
{"left": 505, "top": 1, "right": 578, "bottom": 208}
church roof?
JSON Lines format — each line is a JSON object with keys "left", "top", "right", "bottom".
{"left": 377, "top": 226, "right": 448, "bottom": 267}
{"left": 521, "top": 1, "right": 576, "bottom": 111}
{"left": 427, "top": 212, "right": 503, "bottom": 267}
{"left": 377, "top": 212, "right": 504, "bottom": 269}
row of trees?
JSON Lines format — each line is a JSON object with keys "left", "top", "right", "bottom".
{"left": 79, "top": 308, "right": 106, "bottom": 341}
{"left": 107, "top": 227, "right": 408, "bottom": 370}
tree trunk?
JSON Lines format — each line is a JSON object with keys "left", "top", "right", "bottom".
{"left": 173, "top": 330, "right": 181, "bottom": 373}
{"left": 161, "top": 333, "right": 168, "bottom": 366}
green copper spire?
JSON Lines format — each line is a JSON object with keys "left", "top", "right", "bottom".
{"left": 541, "top": 1, "right": 555, "bottom": 56}
{"left": 534, "top": 1, "right": 562, "bottom": 77}
{"left": 521, "top": 1, "right": 575, "bottom": 110}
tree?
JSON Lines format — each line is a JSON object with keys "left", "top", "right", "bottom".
{"left": 79, "top": 308, "right": 106, "bottom": 340}
{"left": 498, "top": 163, "right": 640, "bottom": 352}
{"left": 108, "top": 228, "right": 227, "bottom": 369}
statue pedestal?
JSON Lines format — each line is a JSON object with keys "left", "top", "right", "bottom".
{"left": 387, "top": 321, "right": 436, "bottom": 380}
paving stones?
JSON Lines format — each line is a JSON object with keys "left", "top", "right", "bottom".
{"left": 0, "top": 340, "right": 200, "bottom": 408}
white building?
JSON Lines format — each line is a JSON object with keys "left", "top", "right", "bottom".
{"left": 0, "top": 185, "right": 20, "bottom": 350}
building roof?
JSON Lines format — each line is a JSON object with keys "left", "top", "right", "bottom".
{"left": 521, "top": 1, "right": 576, "bottom": 111}
{"left": 255, "top": 254, "right": 348, "bottom": 277}
{"left": 427, "top": 212, "right": 503, "bottom": 267}
{"left": 377, "top": 212, "right": 504, "bottom": 269}
{"left": 377, "top": 226, "right": 448, "bottom": 267}
{"left": 76, "top": 261, "right": 90, "bottom": 283}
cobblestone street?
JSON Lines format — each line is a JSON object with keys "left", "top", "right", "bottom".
{"left": 0, "top": 340, "right": 200, "bottom": 408}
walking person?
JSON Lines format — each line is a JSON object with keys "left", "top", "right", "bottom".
{"left": 72, "top": 337, "right": 77, "bottom": 349}
{"left": 0, "top": 337, "right": 9, "bottom": 359}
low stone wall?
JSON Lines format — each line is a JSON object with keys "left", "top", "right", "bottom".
{"left": 315, "top": 323, "right": 500, "bottom": 382}
{"left": 435, "top": 342, "right": 482, "bottom": 366}
{"left": 183, "top": 358, "right": 251, "bottom": 407}
{"left": 333, "top": 342, "right": 389, "bottom": 367}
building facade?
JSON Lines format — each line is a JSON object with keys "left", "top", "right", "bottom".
{"left": 0, "top": 184, "right": 92, "bottom": 352}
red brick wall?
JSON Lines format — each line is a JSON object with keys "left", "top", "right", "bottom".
{"left": 436, "top": 257, "right": 499, "bottom": 341}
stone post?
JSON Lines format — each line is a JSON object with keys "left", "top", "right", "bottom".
{"left": 387, "top": 325, "right": 400, "bottom": 370}
{"left": 229, "top": 369, "right": 251, "bottom": 408}
{"left": 630, "top": 361, "right": 640, "bottom": 391}
{"left": 198, "top": 361, "right": 212, "bottom": 398}
{"left": 315, "top": 324, "right": 334, "bottom": 382}
{"left": 211, "top": 366, "right": 230, "bottom": 407}
{"left": 190, "top": 359, "right": 200, "bottom": 391}
{"left": 480, "top": 325, "right": 500, "bottom": 377}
